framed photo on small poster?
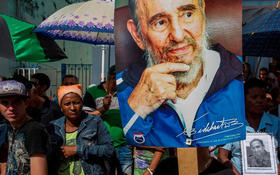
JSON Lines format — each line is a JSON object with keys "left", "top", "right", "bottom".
{"left": 241, "top": 132, "right": 278, "bottom": 175}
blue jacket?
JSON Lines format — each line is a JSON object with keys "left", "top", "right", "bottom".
{"left": 0, "top": 123, "right": 7, "bottom": 148}
{"left": 48, "top": 112, "right": 114, "bottom": 175}
{"left": 117, "top": 44, "right": 246, "bottom": 147}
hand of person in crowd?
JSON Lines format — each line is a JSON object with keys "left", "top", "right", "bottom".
{"left": 91, "top": 94, "right": 112, "bottom": 116}
{"left": 128, "top": 62, "right": 190, "bottom": 119}
{"left": 144, "top": 169, "right": 153, "bottom": 175}
{"left": 103, "top": 95, "right": 112, "bottom": 110}
{"left": 29, "top": 85, "right": 41, "bottom": 98}
{"left": 60, "top": 145, "right": 77, "bottom": 158}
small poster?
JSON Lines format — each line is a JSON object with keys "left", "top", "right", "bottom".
{"left": 241, "top": 133, "right": 278, "bottom": 175}
{"left": 115, "top": 0, "right": 246, "bottom": 147}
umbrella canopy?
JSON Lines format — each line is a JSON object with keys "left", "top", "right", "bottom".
{"left": 34, "top": 0, "right": 114, "bottom": 45}
{"left": 243, "top": 8, "right": 280, "bottom": 58}
{"left": 243, "top": 7, "right": 273, "bottom": 25}
{"left": 0, "top": 14, "right": 67, "bottom": 62}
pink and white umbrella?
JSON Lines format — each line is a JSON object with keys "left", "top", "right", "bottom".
{"left": 34, "top": 0, "right": 114, "bottom": 80}
{"left": 34, "top": 0, "right": 114, "bottom": 45}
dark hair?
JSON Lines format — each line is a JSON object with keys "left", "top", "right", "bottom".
{"left": 11, "top": 73, "right": 32, "bottom": 91}
{"left": 154, "top": 157, "right": 178, "bottom": 175}
{"left": 244, "top": 78, "right": 266, "bottom": 95}
{"left": 62, "top": 75, "right": 78, "bottom": 83}
{"left": 108, "top": 65, "right": 116, "bottom": 76}
{"left": 250, "top": 138, "right": 264, "bottom": 147}
{"left": 260, "top": 67, "right": 268, "bottom": 73}
{"left": 243, "top": 63, "right": 251, "bottom": 73}
{"left": 128, "top": 0, "right": 138, "bottom": 24}
{"left": 31, "top": 73, "right": 51, "bottom": 90}
{"left": 0, "top": 76, "right": 7, "bottom": 81}
{"left": 270, "top": 87, "right": 280, "bottom": 102}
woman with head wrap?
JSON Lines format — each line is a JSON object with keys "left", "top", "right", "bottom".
{"left": 47, "top": 84, "right": 114, "bottom": 175}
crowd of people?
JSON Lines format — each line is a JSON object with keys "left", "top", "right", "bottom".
{"left": 243, "top": 61, "right": 280, "bottom": 117}
{"left": 0, "top": 60, "right": 279, "bottom": 175}
{"left": 0, "top": 0, "right": 280, "bottom": 173}
{"left": 0, "top": 65, "right": 180, "bottom": 175}
{"left": 0, "top": 66, "right": 129, "bottom": 175}
{"left": 1, "top": 6, "right": 280, "bottom": 175}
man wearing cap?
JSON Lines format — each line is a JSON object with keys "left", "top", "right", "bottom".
{"left": 0, "top": 80, "right": 48, "bottom": 175}
{"left": 83, "top": 65, "right": 133, "bottom": 175}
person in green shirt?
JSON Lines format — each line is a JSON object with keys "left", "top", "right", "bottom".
{"left": 83, "top": 65, "right": 133, "bottom": 175}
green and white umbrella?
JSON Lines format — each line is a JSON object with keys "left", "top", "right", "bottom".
{"left": 0, "top": 14, "right": 67, "bottom": 62}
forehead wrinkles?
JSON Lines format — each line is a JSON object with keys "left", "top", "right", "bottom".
{"left": 135, "top": 0, "right": 149, "bottom": 40}
{"left": 137, "top": 0, "right": 200, "bottom": 17}
{"left": 137, "top": 0, "right": 171, "bottom": 25}
{"left": 138, "top": 0, "right": 163, "bottom": 15}
{"left": 136, "top": 0, "right": 204, "bottom": 29}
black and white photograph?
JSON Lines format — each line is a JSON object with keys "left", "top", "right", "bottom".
{"left": 241, "top": 133, "right": 278, "bottom": 175}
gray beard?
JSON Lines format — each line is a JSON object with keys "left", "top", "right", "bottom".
{"left": 135, "top": 9, "right": 209, "bottom": 87}
{"left": 143, "top": 43, "right": 205, "bottom": 86}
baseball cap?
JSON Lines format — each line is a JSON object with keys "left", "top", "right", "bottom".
{"left": 0, "top": 80, "right": 28, "bottom": 98}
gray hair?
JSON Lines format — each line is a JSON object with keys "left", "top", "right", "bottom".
{"left": 128, "top": 0, "right": 205, "bottom": 30}
{"left": 128, "top": 0, "right": 142, "bottom": 39}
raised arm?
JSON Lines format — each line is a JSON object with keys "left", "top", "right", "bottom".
{"left": 218, "top": 148, "right": 231, "bottom": 166}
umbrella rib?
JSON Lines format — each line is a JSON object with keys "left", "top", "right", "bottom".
{"left": 96, "top": 31, "right": 100, "bottom": 42}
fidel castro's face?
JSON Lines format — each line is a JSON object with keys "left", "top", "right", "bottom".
{"left": 250, "top": 140, "right": 265, "bottom": 156}
{"left": 137, "top": 0, "right": 205, "bottom": 66}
